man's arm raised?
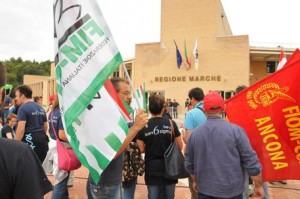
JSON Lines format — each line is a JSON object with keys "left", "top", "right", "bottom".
{"left": 114, "top": 109, "right": 148, "bottom": 158}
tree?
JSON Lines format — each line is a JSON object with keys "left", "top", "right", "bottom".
{"left": 1, "top": 58, "right": 51, "bottom": 96}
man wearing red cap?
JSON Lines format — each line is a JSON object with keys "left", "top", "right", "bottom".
{"left": 185, "top": 91, "right": 264, "bottom": 199}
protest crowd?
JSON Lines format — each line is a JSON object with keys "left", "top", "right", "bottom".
{"left": 1, "top": 69, "right": 298, "bottom": 199}
{"left": 0, "top": 74, "right": 262, "bottom": 199}
{"left": 1, "top": 0, "right": 300, "bottom": 199}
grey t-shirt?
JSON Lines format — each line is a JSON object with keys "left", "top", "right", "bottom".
{"left": 90, "top": 153, "right": 124, "bottom": 186}
{"left": 89, "top": 123, "right": 133, "bottom": 186}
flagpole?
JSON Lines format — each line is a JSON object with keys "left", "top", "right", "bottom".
{"left": 121, "top": 63, "right": 148, "bottom": 127}
{"left": 121, "top": 63, "right": 142, "bottom": 110}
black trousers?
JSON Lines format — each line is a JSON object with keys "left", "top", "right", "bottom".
{"left": 22, "top": 132, "right": 49, "bottom": 163}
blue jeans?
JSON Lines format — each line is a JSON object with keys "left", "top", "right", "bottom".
{"left": 123, "top": 178, "right": 137, "bottom": 199}
{"left": 198, "top": 192, "right": 242, "bottom": 199}
{"left": 88, "top": 178, "right": 123, "bottom": 199}
{"left": 52, "top": 172, "right": 70, "bottom": 199}
{"left": 147, "top": 184, "right": 176, "bottom": 199}
{"left": 262, "top": 182, "right": 269, "bottom": 199}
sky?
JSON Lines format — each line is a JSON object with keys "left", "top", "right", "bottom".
{"left": 0, "top": 0, "right": 300, "bottom": 62}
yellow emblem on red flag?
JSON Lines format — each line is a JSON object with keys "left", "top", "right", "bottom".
{"left": 226, "top": 49, "right": 300, "bottom": 181}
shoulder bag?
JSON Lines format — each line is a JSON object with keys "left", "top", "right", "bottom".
{"left": 50, "top": 111, "right": 81, "bottom": 171}
{"left": 164, "top": 119, "right": 189, "bottom": 180}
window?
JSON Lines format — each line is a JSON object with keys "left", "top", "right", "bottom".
{"left": 224, "top": 91, "right": 234, "bottom": 100}
{"left": 267, "top": 61, "right": 276, "bottom": 73}
{"left": 113, "top": 71, "right": 119, "bottom": 77}
{"left": 214, "top": 90, "right": 235, "bottom": 100}
{"left": 126, "top": 69, "right": 132, "bottom": 78}
{"left": 211, "top": 90, "right": 234, "bottom": 118}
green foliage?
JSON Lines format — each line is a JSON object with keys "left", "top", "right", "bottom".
{"left": 1, "top": 57, "right": 51, "bottom": 96}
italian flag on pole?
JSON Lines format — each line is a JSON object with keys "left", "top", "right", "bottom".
{"left": 131, "top": 83, "right": 147, "bottom": 120}
{"left": 53, "top": 0, "right": 129, "bottom": 183}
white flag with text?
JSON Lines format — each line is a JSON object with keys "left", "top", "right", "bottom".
{"left": 53, "top": 0, "right": 128, "bottom": 183}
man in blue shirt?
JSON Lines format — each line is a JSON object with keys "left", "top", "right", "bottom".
{"left": 14, "top": 85, "right": 49, "bottom": 162}
{"left": 185, "top": 91, "right": 264, "bottom": 199}
{"left": 183, "top": 87, "right": 206, "bottom": 143}
{"left": 183, "top": 87, "right": 207, "bottom": 199}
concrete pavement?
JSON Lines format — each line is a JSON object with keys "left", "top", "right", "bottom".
{"left": 45, "top": 167, "right": 300, "bottom": 198}
{"left": 44, "top": 114, "right": 300, "bottom": 198}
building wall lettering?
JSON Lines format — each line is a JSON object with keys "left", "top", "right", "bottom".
{"left": 154, "top": 75, "right": 222, "bottom": 82}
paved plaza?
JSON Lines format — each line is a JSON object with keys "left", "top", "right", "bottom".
{"left": 45, "top": 167, "right": 300, "bottom": 199}
{"left": 45, "top": 114, "right": 300, "bottom": 198}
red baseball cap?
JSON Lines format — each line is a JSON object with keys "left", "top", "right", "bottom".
{"left": 49, "top": 94, "right": 57, "bottom": 105}
{"left": 203, "top": 91, "right": 225, "bottom": 112}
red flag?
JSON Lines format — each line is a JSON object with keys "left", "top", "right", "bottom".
{"left": 277, "top": 49, "right": 287, "bottom": 70}
{"left": 226, "top": 49, "right": 300, "bottom": 181}
{"left": 104, "top": 80, "right": 131, "bottom": 122}
{"left": 283, "top": 48, "right": 300, "bottom": 67}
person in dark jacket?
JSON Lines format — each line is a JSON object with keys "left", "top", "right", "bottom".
{"left": 0, "top": 137, "right": 52, "bottom": 198}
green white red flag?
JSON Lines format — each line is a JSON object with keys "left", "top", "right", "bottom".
{"left": 184, "top": 40, "right": 192, "bottom": 70}
{"left": 226, "top": 49, "right": 300, "bottom": 181}
{"left": 53, "top": 0, "right": 129, "bottom": 183}
{"left": 131, "top": 83, "right": 147, "bottom": 120}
